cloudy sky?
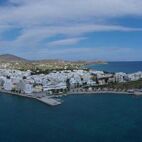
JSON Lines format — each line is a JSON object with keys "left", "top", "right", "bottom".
{"left": 0, "top": 0, "right": 142, "bottom": 61}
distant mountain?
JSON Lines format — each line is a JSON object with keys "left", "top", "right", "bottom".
{"left": 0, "top": 54, "right": 28, "bottom": 62}
{"left": 0, "top": 54, "right": 105, "bottom": 65}
{"left": 0, "top": 54, "right": 106, "bottom": 70}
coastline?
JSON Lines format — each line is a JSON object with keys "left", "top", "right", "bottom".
{"left": 0, "top": 89, "right": 62, "bottom": 106}
{"left": 1, "top": 89, "right": 142, "bottom": 107}
{"left": 68, "top": 91, "right": 133, "bottom": 95}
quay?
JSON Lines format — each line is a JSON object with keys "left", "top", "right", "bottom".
{"left": 0, "top": 89, "right": 62, "bottom": 106}
{"left": 68, "top": 88, "right": 142, "bottom": 96}
{"left": 68, "top": 91, "right": 133, "bottom": 95}
{"left": 37, "top": 96, "right": 62, "bottom": 106}
{"left": 1, "top": 89, "right": 142, "bottom": 107}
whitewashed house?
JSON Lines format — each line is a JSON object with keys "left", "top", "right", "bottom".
{"left": 18, "top": 80, "right": 33, "bottom": 94}
{"left": 3, "top": 78, "right": 13, "bottom": 91}
{"left": 115, "top": 72, "right": 127, "bottom": 82}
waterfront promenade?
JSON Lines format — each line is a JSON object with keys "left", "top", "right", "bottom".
{"left": 1, "top": 87, "right": 142, "bottom": 107}
{"left": 68, "top": 88, "right": 142, "bottom": 96}
{"left": 68, "top": 91, "right": 133, "bottom": 95}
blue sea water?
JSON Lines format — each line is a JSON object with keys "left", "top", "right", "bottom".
{"left": 0, "top": 93, "right": 142, "bottom": 142}
{"left": 1, "top": 62, "right": 142, "bottom": 142}
{"left": 86, "top": 61, "right": 142, "bottom": 73}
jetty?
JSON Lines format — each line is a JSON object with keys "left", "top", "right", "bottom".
{"left": 0, "top": 90, "right": 62, "bottom": 106}
{"left": 36, "top": 96, "right": 62, "bottom": 106}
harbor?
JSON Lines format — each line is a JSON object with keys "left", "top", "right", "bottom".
{"left": 1, "top": 88, "right": 142, "bottom": 107}
{"left": 0, "top": 89, "right": 62, "bottom": 106}
{"left": 1, "top": 82, "right": 142, "bottom": 107}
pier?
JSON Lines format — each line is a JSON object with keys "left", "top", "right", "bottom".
{"left": 0, "top": 90, "right": 62, "bottom": 106}
{"left": 36, "top": 96, "right": 62, "bottom": 106}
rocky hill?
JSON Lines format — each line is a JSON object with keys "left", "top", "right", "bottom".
{"left": 0, "top": 54, "right": 28, "bottom": 62}
{"left": 0, "top": 54, "right": 88, "bottom": 71}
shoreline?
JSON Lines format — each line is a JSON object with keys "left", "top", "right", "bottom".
{"left": 1, "top": 89, "right": 142, "bottom": 107}
{"left": 68, "top": 91, "right": 133, "bottom": 95}
{"left": 0, "top": 89, "right": 62, "bottom": 106}
{"left": 68, "top": 90, "right": 142, "bottom": 96}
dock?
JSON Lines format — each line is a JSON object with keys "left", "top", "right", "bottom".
{"left": 36, "top": 96, "right": 62, "bottom": 106}
{"left": 0, "top": 90, "right": 62, "bottom": 106}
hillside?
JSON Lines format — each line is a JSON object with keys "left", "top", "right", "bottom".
{"left": 0, "top": 54, "right": 28, "bottom": 62}
{"left": 0, "top": 54, "right": 88, "bottom": 71}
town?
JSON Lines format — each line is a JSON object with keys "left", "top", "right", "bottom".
{"left": 0, "top": 68, "right": 142, "bottom": 105}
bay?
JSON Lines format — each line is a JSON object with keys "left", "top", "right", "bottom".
{"left": 1, "top": 61, "right": 142, "bottom": 142}
{"left": 86, "top": 61, "right": 142, "bottom": 73}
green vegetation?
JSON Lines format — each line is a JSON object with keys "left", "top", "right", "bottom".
{"left": 97, "top": 79, "right": 142, "bottom": 90}
{"left": 0, "top": 60, "right": 87, "bottom": 72}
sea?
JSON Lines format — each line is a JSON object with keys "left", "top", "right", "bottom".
{"left": 0, "top": 62, "right": 142, "bottom": 142}
{"left": 86, "top": 61, "right": 142, "bottom": 73}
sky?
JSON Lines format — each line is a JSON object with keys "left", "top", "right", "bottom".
{"left": 0, "top": 0, "right": 142, "bottom": 61}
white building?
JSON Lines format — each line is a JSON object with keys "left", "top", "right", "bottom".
{"left": 3, "top": 79, "right": 13, "bottom": 91}
{"left": 18, "top": 80, "right": 33, "bottom": 94}
{"left": 115, "top": 72, "right": 127, "bottom": 83}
